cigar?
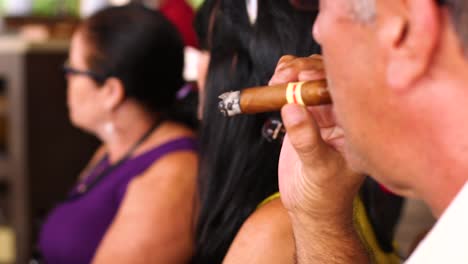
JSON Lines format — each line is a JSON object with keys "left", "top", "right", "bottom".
{"left": 218, "top": 80, "right": 331, "bottom": 116}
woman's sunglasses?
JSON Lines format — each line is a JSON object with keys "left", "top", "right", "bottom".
{"left": 62, "top": 60, "right": 107, "bottom": 84}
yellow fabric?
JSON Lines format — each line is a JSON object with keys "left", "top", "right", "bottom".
{"left": 257, "top": 192, "right": 281, "bottom": 208}
{"left": 354, "top": 197, "right": 401, "bottom": 264}
{"left": 187, "top": 0, "right": 204, "bottom": 9}
{"left": 257, "top": 192, "right": 401, "bottom": 264}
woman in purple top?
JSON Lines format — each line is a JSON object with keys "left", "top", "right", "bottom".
{"left": 38, "top": 4, "right": 198, "bottom": 264}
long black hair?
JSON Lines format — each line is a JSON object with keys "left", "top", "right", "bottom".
{"left": 192, "top": 1, "right": 320, "bottom": 262}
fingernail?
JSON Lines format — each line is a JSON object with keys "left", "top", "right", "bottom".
{"left": 268, "top": 78, "right": 276, "bottom": 86}
{"left": 282, "top": 104, "right": 307, "bottom": 127}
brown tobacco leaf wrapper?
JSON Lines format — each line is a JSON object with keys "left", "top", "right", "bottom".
{"left": 219, "top": 80, "right": 331, "bottom": 116}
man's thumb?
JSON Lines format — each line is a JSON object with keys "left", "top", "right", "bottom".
{"left": 281, "top": 104, "right": 327, "bottom": 166}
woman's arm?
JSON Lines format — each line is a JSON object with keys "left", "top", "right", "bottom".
{"left": 91, "top": 151, "right": 198, "bottom": 264}
{"left": 222, "top": 199, "right": 295, "bottom": 264}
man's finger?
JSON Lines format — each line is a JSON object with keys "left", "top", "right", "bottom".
{"left": 277, "top": 55, "right": 297, "bottom": 68}
{"left": 270, "top": 55, "right": 324, "bottom": 85}
{"left": 298, "top": 70, "right": 326, "bottom": 82}
{"left": 281, "top": 104, "right": 328, "bottom": 167}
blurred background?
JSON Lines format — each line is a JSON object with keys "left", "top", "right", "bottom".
{"left": 0, "top": 1, "right": 201, "bottom": 263}
{"left": 0, "top": 1, "right": 437, "bottom": 263}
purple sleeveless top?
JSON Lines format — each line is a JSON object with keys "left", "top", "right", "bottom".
{"left": 38, "top": 137, "right": 197, "bottom": 264}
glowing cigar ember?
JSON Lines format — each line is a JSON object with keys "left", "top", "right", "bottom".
{"left": 218, "top": 80, "right": 331, "bottom": 116}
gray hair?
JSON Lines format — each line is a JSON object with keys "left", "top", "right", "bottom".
{"left": 353, "top": 0, "right": 468, "bottom": 52}
{"left": 352, "top": 0, "right": 376, "bottom": 22}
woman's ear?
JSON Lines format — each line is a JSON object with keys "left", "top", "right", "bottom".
{"left": 101, "top": 77, "right": 125, "bottom": 111}
{"left": 381, "top": 0, "right": 441, "bottom": 91}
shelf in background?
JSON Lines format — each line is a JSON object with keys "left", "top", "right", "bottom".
{"left": 0, "top": 154, "right": 9, "bottom": 182}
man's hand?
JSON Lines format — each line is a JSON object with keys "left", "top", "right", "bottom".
{"left": 272, "top": 55, "right": 369, "bottom": 263}
{"left": 272, "top": 54, "right": 364, "bottom": 218}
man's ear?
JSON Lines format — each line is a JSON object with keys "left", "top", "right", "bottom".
{"left": 101, "top": 77, "right": 125, "bottom": 111}
{"left": 381, "top": 0, "right": 441, "bottom": 91}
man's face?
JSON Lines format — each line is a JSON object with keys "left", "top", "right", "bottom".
{"left": 313, "top": 0, "right": 410, "bottom": 191}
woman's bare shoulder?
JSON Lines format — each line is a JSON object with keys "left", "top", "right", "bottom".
{"left": 92, "top": 141, "right": 198, "bottom": 264}
{"left": 134, "top": 120, "right": 196, "bottom": 157}
{"left": 223, "top": 198, "right": 295, "bottom": 264}
{"left": 133, "top": 149, "right": 198, "bottom": 189}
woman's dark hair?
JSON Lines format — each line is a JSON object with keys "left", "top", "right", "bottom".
{"left": 79, "top": 4, "right": 184, "bottom": 115}
{"left": 192, "top": 0, "right": 320, "bottom": 263}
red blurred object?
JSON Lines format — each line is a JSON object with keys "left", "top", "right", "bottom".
{"left": 160, "top": 0, "right": 199, "bottom": 48}
{"left": 379, "top": 184, "right": 396, "bottom": 195}
{"left": 289, "top": 0, "right": 318, "bottom": 11}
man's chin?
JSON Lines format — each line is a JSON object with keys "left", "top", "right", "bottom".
{"left": 342, "top": 146, "right": 367, "bottom": 172}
